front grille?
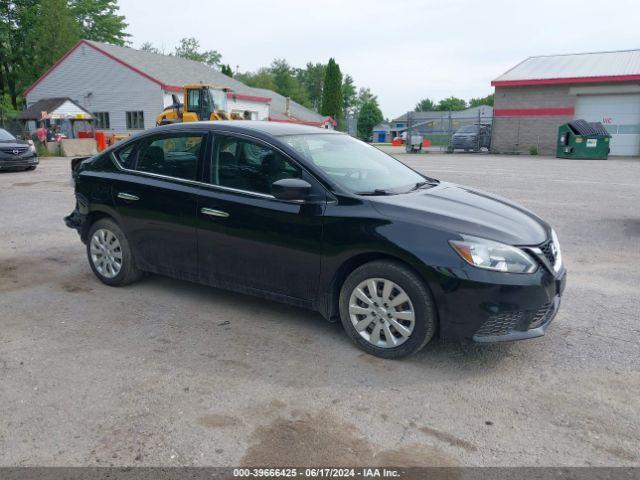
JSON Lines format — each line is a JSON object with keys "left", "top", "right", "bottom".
{"left": 0, "top": 146, "right": 29, "bottom": 155}
{"left": 539, "top": 240, "right": 556, "bottom": 266}
{"left": 528, "top": 303, "right": 552, "bottom": 329}
{"left": 476, "top": 301, "right": 556, "bottom": 337}
{"left": 475, "top": 311, "right": 525, "bottom": 336}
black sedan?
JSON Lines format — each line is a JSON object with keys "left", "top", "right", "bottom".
{"left": 0, "top": 128, "right": 39, "bottom": 171}
{"left": 65, "top": 121, "right": 566, "bottom": 358}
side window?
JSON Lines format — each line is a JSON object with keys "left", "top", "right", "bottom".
{"left": 212, "top": 136, "right": 301, "bottom": 195}
{"left": 187, "top": 89, "right": 200, "bottom": 112}
{"left": 136, "top": 133, "right": 204, "bottom": 181}
{"left": 113, "top": 142, "right": 137, "bottom": 169}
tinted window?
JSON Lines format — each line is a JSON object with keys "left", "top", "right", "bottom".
{"left": 114, "top": 142, "right": 137, "bottom": 169}
{"left": 135, "top": 133, "right": 204, "bottom": 181}
{"left": 211, "top": 136, "right": 301, "bottom": 195}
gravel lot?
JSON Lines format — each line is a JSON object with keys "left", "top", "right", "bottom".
{"left": 1, "top": 152, "right": 639, "bottom": 467}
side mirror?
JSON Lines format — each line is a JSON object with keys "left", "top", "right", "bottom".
{"left": 272, "top": 178, "right": 312, "bottom": 201}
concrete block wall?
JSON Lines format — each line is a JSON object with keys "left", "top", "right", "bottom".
{"left": 491, "top": 85, "right": 575, "bottom": 155}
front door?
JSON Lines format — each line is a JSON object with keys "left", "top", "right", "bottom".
{"left": 195, "top": 133, "right": 326, "bottom": 301}
{"left": 111, "top": 131, "right": 207, "bottom": 278}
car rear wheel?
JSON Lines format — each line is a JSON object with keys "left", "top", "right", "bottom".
{"left": 87, "top": 218, "right": 142, "bottom": 286}
{"left": 339, "top": 260, "right": 436, "bottom": 359}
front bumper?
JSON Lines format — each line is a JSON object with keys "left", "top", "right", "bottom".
{"left": 430, "top": 261, "right": 567, "bottom": 343}
{"left": 0, "top": 153, "right": 39, "bottom": 170}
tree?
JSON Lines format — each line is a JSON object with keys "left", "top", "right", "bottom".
{"left": 436, "top": 96, "right": 467, "bottom": 111}
{"left": 296, "top": 62, "right": 325, "bottom": 112}
{"left": 26, "top": 0, "right": 80, "bottom": 91}
{"left": 0, "top": 0, "right": 40, "bottom": 108}
{"left": 342, "top": 74, "right": 357, "bottom": 115}
{"left": 236, "top": 68, "right": 277, "bottom": 91}
{"left": 268, "top": 59, "right": 310, "bottom": 108}
{"left": 357, "top": 97, "right": 383, "bottom": 140}
{"left": 469, "top": 93, "right": 494, "bottom": 107}
{"left": 140, "top": 41, "right": 160, "bottom": 54}
{"left": 174, "top": 37, "right": 221, "bottom": 67}
{"left": 68, "top": 0, "right": 128, "bottom": 46}
{"left": 220, "top": 64, "right": 233, "bottom": 77}
{"left": 321, "top": 58, "right": 343, "bottom": 127}
{"left": 415, "top": 98, "right": 436, "bottom": 112}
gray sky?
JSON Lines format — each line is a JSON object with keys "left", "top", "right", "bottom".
{"left": 118, "top": 0, "right": 640, "bottom": 119}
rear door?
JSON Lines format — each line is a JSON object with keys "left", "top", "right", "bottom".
{"left": 195, "top": 133, "right": 326, "bottom": 301}
{"left": 111, "top": 131, "right": 207, "bottom": 278}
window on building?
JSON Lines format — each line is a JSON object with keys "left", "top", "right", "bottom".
{"left": 232, "top": 110, "right": 258, "bottom": 120}
{"left": 126, "top": 111, "right": 145, "bottom": 130}
{"left": 211, "top": 135, "right": 301, "bottom": 194}
{"left": 93, "top": 112, "right": 110, "bottom": 129}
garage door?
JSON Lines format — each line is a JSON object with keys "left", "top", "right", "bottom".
{"left": 575, "top": 94, "right": 640, "bottom": 156}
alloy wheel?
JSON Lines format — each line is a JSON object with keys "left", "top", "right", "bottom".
{"left": 90, "top": 228, "right": 123, "bottom": 278}
{"left": 348, "top": 277, "right": 415, "bottom": 348}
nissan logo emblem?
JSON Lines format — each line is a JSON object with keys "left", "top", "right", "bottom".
{"left": 12, "top": 149, "right": 20, "bottom": 155}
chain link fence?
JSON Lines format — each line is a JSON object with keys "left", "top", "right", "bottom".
{"left": 404, "top": 110, "right": 494, "bottom": 153}
{"left": 402, "top": 113, "right": 556, "bottom": 155}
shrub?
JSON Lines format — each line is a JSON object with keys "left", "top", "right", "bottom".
{"left": 529, "top": 146, "right": 539, "bottom": 156}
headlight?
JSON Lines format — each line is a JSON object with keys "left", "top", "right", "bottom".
{"left": 550, "top": 229, "right": 562, "bottom": 272}
{"left": 450, "top": 235, "right": 538, "bottom": 273}
{"left": 29, "top": 143, "right": 36, "bottom": 153}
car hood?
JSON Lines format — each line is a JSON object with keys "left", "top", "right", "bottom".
{"left": 0, "top": 140, "right": 29, "bottom": 147}
{"left": 370, "top": 182, "right": 549, "bottom": 246}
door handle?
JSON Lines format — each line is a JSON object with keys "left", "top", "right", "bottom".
{"left": 117, "top": 192, "right": 139, "bottom": 201}
{"left": 201, "top": 207, "right": 229, "bottom": 218}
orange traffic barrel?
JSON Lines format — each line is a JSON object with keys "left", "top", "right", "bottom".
{"left": 95, "top": 131, "right": 107, "bottom": 151}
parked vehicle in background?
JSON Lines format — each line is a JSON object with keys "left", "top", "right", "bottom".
{"left": 449, "top": 124, "right": 491, "bottom": 152}
{"left": 0, "top": 128, "right": 38, "bottom": 171}
{"left": 65, "top": 121, "right": 565, "bottom": 359}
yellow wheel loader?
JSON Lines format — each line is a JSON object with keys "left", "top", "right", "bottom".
{"left": 156, "top": 85, "right": 243, "bottom": 126}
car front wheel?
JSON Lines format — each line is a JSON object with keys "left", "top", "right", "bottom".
{"left": 339, "top": 260, "right": 436, "bottom": 359}
{"left": 86, "top": 218, "right": 142, "bottom": 286}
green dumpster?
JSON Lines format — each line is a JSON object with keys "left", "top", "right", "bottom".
{"left": 556, "top": 119, "right": 611, "bottom": 159}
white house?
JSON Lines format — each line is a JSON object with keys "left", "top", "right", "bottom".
{"left": 24, "top": 40, "right": 335, "bottom": 134}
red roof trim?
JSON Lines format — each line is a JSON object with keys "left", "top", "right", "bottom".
{"left": 492, "top": 74, "right": 640, "bottom": 87}
{"left": 268, "top": 116, "right": 337, "bottom": 127}
{"left": 162, "top": 87, "right": 272, "bottom": 103}
{"left": 24, "top": 39, "right": 172, "bottom": 96}
{"left": 226, "top": 92, "right": 272, "bottom": 103}
{"left": 494, "top": 107, "right": 575, "bottom": 117}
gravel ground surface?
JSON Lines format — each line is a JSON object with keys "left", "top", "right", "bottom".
{"left": 0, "top": 153, "right": 638, "bottom": 467}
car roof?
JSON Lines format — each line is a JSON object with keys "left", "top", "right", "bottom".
{"left": 157, "top": 121, "right": 343, "bottom": 137}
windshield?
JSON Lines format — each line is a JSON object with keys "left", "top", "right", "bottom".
{"left": 279, "top": 133, "right": 427, "bottom": 194}
{"left": 0, "top": 128, "right": 16, "bottom": 141}
{"left": 208, "top": 88, "right": 228, "bottom": 112}
{"left": 457, "top": 125, "right": 479, "bottom": 134}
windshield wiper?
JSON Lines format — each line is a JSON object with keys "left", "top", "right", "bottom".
{"left": 408, "top": 179, "right": 439, "bottom": 192}
{"left": 356, "top": 189, "right": 396, "bottom": 196}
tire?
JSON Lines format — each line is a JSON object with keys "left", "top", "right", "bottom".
{"left": 25, "top": 166, "right": 36, "bottom": 171}
{"left": 86, "top": 218, "right": 142, "bottom": 287}
{"left": 338, "top": 260, "right": 436, "bottom": 359}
